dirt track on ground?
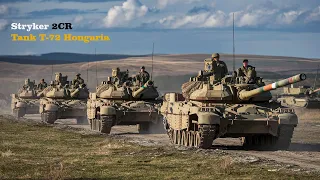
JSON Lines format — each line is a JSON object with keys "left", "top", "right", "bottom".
{"left": 18, "top": 113, "right": 320, "bottom": 171}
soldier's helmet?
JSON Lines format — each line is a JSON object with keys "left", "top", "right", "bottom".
{"left": 112, "top": 67, "right": 120, "bottom": 77}
{"left": 76, "top": 73, "right": 81, "bottom": 76}
{"left": 55, "top": 72, "right": 62, "bottom": 81}
{"left": 243, "top": 59, "right": 249, "bottom": 63}
{"left": 24, "top": 78, "right": 30, "bottom": 85}
{"left": 141, "top": 66, "right": 145, "bottom": 69}
{"left": 212, "top": 53, "right": 220, "bottom": 58}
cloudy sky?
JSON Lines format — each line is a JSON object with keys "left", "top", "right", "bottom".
{"left": 0, "top": 0, "right": 320, "bottom": 58}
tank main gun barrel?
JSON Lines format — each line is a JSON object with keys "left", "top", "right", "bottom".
{"left": 239, "top": 74, "right": 307, "bottom": 100}
{"left": 132, "top": 81, "right": 154, "bottom": 98}
{"left": 311, "top": 87, "right": 320, "bottom": 94}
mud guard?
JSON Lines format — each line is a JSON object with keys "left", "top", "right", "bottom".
{"left": 278, "top": 113, "right": 298, "bottom": 125}
{"left": 100, "top": 106, "right": 116, "bottom": 116}
{"left": 198, "top": 113, "right": 220, "bottom": 125}
{"left": 15, "top": 102, "right": 27, "bottom": 108}
{"left": 44, "top": 104, "right": 58, "bottom": 112}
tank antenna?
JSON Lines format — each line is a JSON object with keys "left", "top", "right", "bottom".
{"left": 151, "top": 42, "right": 155, "bottom": 81}
{"left": 95, "top": 48, "right": 98, "bottom": 86}
{"left": 51, "top": 64, "right": 53, "bottom": 81}
{"left": 87, "top": 56, "right": 89, "bottom": 84}
{"left": 313, "top": 64, "right": 319, "bottom": 89}
{"left": 233, "top": 13, "right": 235, "bottom": 73}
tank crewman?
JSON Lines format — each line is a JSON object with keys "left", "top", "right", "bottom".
{"left": 64, "top": 84, "right": 71, "bottom": 97}
{"left": 54, "top": 73, "right": 62, "bottom": 85}
{"left": 135, "top": 66, "right": 150, "bottom": 86}
{"left": 22, "top": 79, "right": 30, "bottom": 89}
{"left": 37, "top": 79, "right": 47, "bottom": 90}
{"left": 237, "top": 59, "right": 257, "bottom": 83}
{"left": 72, "top": 73, "right": 84, "bottom": 87}
{"left": 211, "top": 53, "right": 228, "bottom": 81}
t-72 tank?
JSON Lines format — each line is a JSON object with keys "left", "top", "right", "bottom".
{"left": 11, "top": 79, "right": 41, "bottom": 118}
{"left": 39, "top": 73, "right": 89, "bottom": 124}
{"left": 276, "top": 85, "right": 320, "bottom": 109}
{"left": 87, "top": 68, "right": 162, "bottom": 134}
{"left": 161, "top": 60, "right": 306, "bottom": 150}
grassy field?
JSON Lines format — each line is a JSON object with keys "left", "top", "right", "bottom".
{"left": 0, "top": 116, "right": 320, "bottom": 180}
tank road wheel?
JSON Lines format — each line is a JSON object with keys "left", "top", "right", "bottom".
{"left": 13, "top": 108, "right": 26, "bottom": 118}
{"left": 181, "top": 131, "right": 187, "bottom": 146}
{"left": 90, "top": 119, "right": 95, "bottom": 130}
{"left": 42, "top": 112, "right": 57, "bottom": 124}
{"left": 173, "top": 130, "right": 178, "bottom": 144}
{"left": 197, "top": 125, "right": 217, "bottom": 149}
{"left": 100, "top": 115, "right": 114, "bottom": 134}
{"left": 177, "top": 130, "right": 182, "bottom": 145}
{"left": 194, "top": 132, "right": 201, "bottom": 148}
{"left": 188, "top": 131, "right": 194, "bottom": 147}
{"left": 138, "top": 123, "right": 150, "bottom": 134}
{"left": 242, "top": 125, "right": 294, "bottom": 150}
{"left": 183, "top": 131, "right": 189, "bottom": 146}
{"left": 168, "top": 129, "right": 174, "bottom": 143}
{"left": 89, "top": 119, "right": 93, "bottom": 130}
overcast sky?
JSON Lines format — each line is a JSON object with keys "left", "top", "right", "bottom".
{"left": 0, "top": 0, "right": 320, "bottom": 58}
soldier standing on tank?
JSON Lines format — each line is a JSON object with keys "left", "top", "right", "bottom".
{"left": 37, "top": 79, "right": 47, "bottom": 90}
{"left": 237, "top": 59, "right": 257, "bottom": 84}
{"left": 136, "top": 66, "right": 150, "bottom": 86}
{"left": 72, "top": 73, "right": 84, "bottom": 87}
{"left": 211, "top": 53, "right": 228, "bottom": 81}
{"left": 22, "top": 79, "right": 30, "bottom": 90}
{"left": 54, "top": 73, "right": 62, "bottom": 86}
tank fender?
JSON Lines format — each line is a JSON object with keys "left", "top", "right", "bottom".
{"left": 198, "top": 113, "right": 220, "bottom": 125}
{"left": 15, "top": 102, "right": 27, "bottom": 108}
{"left": 44, "top": 104, "right": 58, "bottom": 112}
{"left": 278, "top": 113, "right": 298, "bottom": 125}
{"left": 100, "top": 106, "right": 116, "bottom": 116}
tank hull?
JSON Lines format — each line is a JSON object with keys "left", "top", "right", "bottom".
{"left": 87, "top": 99, "right": 162, "bottom": 134}
{"left": 277, "top": 96, "right": 320, "bottom": 109}
{"left": 11, "top": 94, "right": 40, "bottom": 118}
{"left": 39, "top": 98, "right": 87, "bottom": 124}
{"left": 161, "top": 93, "right": 298, "bottom": 150}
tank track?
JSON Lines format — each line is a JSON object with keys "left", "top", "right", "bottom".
{"left": 91, "top": 116, "right": 114, "bottom": 134}
{"left": 242, "top": 125, "right": 294, "bottom": 150}
{"left": 41, "top": 112, "right": 57, "bottom": 124}
{"left": 138, "top": 123, "right": 150, "bottom": 134}
{"left": 167, "top": 125, "right": 217, "bottom": 149}
{"left": 76, "top": 117, "right": 88, "bottom": 125}
{"left": 13, "top": 108, "right": 25, "bottom": 118}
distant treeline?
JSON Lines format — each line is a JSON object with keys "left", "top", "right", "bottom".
{"left": 0, "top": 53, "right": 148, "bottom": 65}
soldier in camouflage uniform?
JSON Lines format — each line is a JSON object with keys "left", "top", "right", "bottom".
{"left": 211, "top": 53, "right": 228, "bottom": 81}
{"left": 136, "top": 66, "right": 150, "bottom": 86}
{"left": 22, "top": 79, "right": 30, "bottom": 90}
{"left": 114, "top": 67, "right": 129, "bottom": 85}
{"left": 237, "top": 59, "right": 257, "bottom": 84}
{"left": 54, "top": 73, "right": 62, "bottom": 86}
{"left": 72, "top": 73, "right": 84, "bottom": 88}
{"left": 37, "top": 79, "right": 47, "bottom": 90}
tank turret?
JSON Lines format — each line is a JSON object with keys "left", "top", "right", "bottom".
{"left": 132, "top": 80, "right": 159, "bottom": 99}
{"left": 184, "top": 73, "right": 306, "bottom": 103}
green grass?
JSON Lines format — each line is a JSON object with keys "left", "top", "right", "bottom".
{"left": 0, "top": 117, "right": 319, "bottom": 180}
